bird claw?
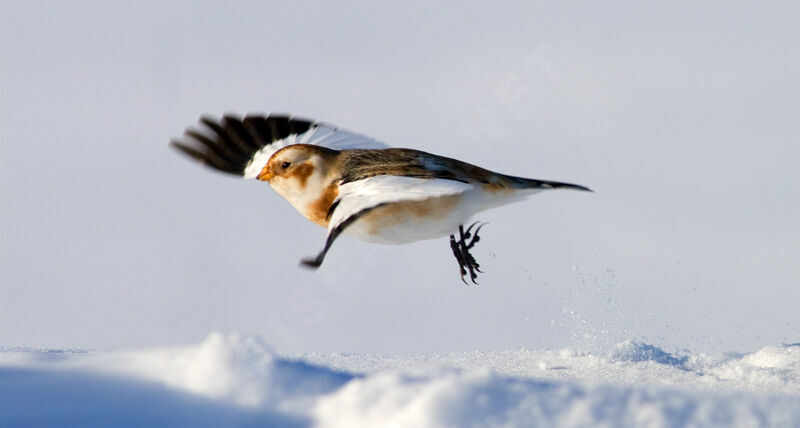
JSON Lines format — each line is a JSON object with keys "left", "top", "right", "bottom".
{"left": 464, "top": 221, "right": 486, "bottom": 250}
{"left": 449, "top": 222, "right": 487, "bottom": 285}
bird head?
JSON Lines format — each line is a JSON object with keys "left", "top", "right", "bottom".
{"left": 258, "top": 145, "right": 340, "bottom": 216}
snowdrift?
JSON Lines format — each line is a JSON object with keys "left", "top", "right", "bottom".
{"left": 2, "top": 333, "right": 800, "bottom": 427}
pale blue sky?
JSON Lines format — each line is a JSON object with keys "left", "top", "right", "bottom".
{"left": 2, "top": 1, "right": 799, "bottom": 354}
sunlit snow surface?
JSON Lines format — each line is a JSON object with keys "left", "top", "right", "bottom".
{"left": 2, "top": 333, "right": 800, "bottom": 427}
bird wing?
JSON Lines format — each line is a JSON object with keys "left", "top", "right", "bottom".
{"left": 171, "top": 114, "right": 389, "bottom": 178}
{"left": 301, "top": 175, "right": 473, "bottom": 267}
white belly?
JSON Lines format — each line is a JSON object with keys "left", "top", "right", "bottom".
{"left": 341, "top": 189, "right": 533, "bottom": 244}
{"left": 343, "top": 206, "right": 467, "bottom": 244}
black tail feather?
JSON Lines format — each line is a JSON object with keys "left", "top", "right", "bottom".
{"left": 505, "top": 175, "right": 593, "bottom": 192}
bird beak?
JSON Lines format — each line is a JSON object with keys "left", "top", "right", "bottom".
{"left": 257, "top": 166, "right": 273, "bottom": 181}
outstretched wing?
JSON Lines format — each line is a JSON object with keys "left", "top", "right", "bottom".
{"left": 171, "top": 114, "right": 389, "bottom": 178}
{"left": 301, "top": 176, "right": 473, "bottom": 267}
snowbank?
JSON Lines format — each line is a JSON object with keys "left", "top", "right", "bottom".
{"left": 2, "top": 333, "right": 800, "bottom": 427}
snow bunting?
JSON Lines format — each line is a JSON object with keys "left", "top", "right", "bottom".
{"left": 172, "top": 114, "right": 591, "bottom": 283}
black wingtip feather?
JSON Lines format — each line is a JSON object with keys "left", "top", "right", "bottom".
{"left": 171, "top": 113, "right": 319, "bottom": 176}
{"left": 299, "top": 257, "right": 323, "bottom": 269}
{"left": 170, "top": 140, "right": 240, "bottom": 175}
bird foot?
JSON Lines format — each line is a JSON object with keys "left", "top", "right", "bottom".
{"left": 449, "top": 222, "right": 487, "bottom": 284}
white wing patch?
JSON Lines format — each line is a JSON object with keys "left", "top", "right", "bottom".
{"left": 328, "top": 176, "right": 473, "bottom": 234}
{"left": 303, "top": 123, "right": 389, "bottom": 151}
{"left": 242, "top": 123, "right": 389, "bottom": 179}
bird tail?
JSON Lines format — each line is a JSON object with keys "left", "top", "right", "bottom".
{"left": 502, "top": 174, "right": 593, "bottom": 192}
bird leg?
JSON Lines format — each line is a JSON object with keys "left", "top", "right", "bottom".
{"left": 449, "top": 222, "right": 487, "bottom": 284}
{"left": 449, "top": 235, "right": 469, "bottom": 279}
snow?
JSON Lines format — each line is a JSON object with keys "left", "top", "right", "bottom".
{"left": 2, "top": 333, "right": 800, "bottom": 427}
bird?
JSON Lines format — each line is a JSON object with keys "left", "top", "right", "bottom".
{"left": 171, "top": 113, "right": 591, "bottom": 284}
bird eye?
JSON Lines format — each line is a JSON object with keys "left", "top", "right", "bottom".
{"left": 281, "top": 161, "right": 291, "bottom": 169}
